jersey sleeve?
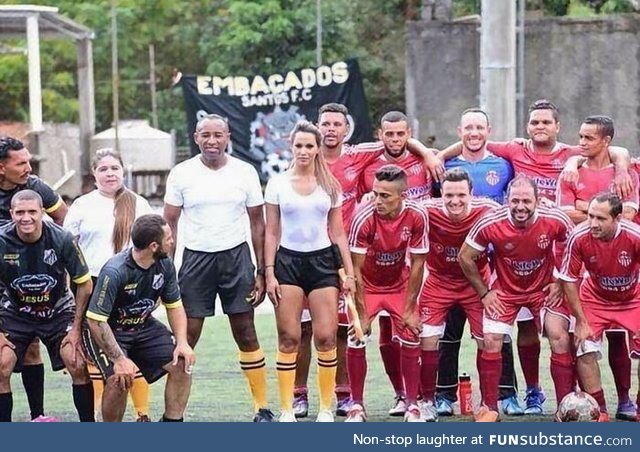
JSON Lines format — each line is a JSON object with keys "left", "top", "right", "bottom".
{"left": 164, "top": 166, "right": 184, "bottom": 207}
{"left": 135, "top": 196, "right": 154, "bottom": 216}
{"left": 31, "top": 177, "right": 62, "bottom": 214}
{"left": 160, "top": 259, "right": 183, "bottom": 309}
{"left": 62, "top": 232, "right": 91, "bottom": 284}
{"left": 245, "top": 165, "right": 265, "bottom": 208}
{"left": 86, "top": 266, "right": 121, "bottom": 322}
{"left": 409, "top": 208, "right": 429, "bottom": 254}
{"left": 558, "top": 232, "right": 584, "bottom": 283}
{"left": 465, "top": 219, "right": 491, "bottom": 252}
{"left": 486, "top": 141, "right": 519, "bottom": 162}
{"left": 348, "top": 212, "right": 372, "bottom": 254}
{"left": 264, "top": 175, "right": 280, "bottom": 205}
{"left": 556, "top": 178, "right": 577, "bottom": 210}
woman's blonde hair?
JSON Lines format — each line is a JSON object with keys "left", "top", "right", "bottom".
{"left": 92, "top": 148, "right": 137, "bottom": 254}
{"left": 289, "top": 120, "right": 341, "bottom": 205}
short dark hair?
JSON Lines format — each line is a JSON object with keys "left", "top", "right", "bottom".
{"left": 195, "top": 113, "right": 229, "bottom": 132}
{"left": 380, "top": 111, "right": 408, "bottom": 126}
{"left": 442, "top": 167, "right": 473, "bottom": 192}
{"left": 375, "top": 164, "right": 407, "bottom": 190}
{"left": 507, "top": 174, "right": 538, "bottom": 199}
{"left": 583, "top": 115, "right": 615, "bottom": 140}
{"left": 528, "top": 99, "right": 559, "bottom": 122}
{"left": 460, "top": 108, "right": 490, "bottom": 126}
{"left": 591, "top": 192, "right": 623, "bottom": 218}
{"left": 318, "top": 103, "right": 348, "bottom": 119}
{"left": 131, "top": 214, "right": 167, "bottom": 250}
{"left": 11, "top": 189, "right": 43, "bottom": 208}
{"left": 0, "top": 136, "right": 25, "bottom": 160}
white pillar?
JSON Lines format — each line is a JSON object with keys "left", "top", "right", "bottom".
{"left": 77, "top": 38, "right": 95, "bottom": 174}
{"left": 480, "top": 0, "right": 516, "bottom": 140}
{"left": 26, "top": 14, "right": 43, "bottom": 132}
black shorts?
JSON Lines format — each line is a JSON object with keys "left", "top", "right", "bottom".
{"left": 0, "top": 308, "right": 74, "bottom": 372}
{"left": 275, "top": 246, "right": 340, "bottom": 295}
{"left": 179, "top": 243, "right": 255, "bottom": 318}
{"left": 82, "top": 317, "right": 175, "bottom": 384}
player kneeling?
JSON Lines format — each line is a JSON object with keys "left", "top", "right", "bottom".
{"left": 85, "top": 214, "right": 195, "bottom": 422}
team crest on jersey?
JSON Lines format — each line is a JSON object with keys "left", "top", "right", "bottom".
{"left": 618, "top": 251, "right": 632, "bottom": 267}
{"left": 400, "top": 227, "right": 411, "bottom": 242}
{"left": 152, "top": 274, "right": 164, "bottom": 290}
{"left": 43, "top": 249, "right": 57, "bottom": 266}
{"left": 408, "top": 164, "right": 422, "bottom": 176}
{"left": 537, "top": 234, "right": 550, "bottom": 250}
{"left": 485, "top": 170, "right": 500, "bottom": 186}
{"left": 433, "top": 243, "right": 444, "bottom": 254}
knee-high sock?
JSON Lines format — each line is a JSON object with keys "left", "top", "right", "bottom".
{"left": 317, "top": 348, "right": 337, "bottom": 411}
{"left": 21, "top": 363, "right": 44, "bottom": 419}
{"left": 436, "top": 340, "right": 462, "bottom": 401}
{"left": 276, "top": 351, "right": 297, "bottom": 412}
{"left": 401, "top": 346, "right": 421, "bottom": 405}
{"left": 240, "top": 349, "right": 268, "bottom": 412}
{"left": 72, "top": 383, "right": 95, "bottom": 422}
{"left": 347, "top": 347, "right": 367, "bottom": 405}
{"left": 479, "top": 351, "right": 502, "bottom": 410}
{"left": 379, "top": 316, "right": 404, "bottom": 397}
{"left": 550, "top": 352, "right": 574, "bottom": 407}
{"left": 129, "top": 372, "right": 150, "bottom": 417}
{"left": 587, "top": 388, "right": 608, "bottom": 413}
{"left": 499, "top": 340, "right": 517, "bottom": 399}
{"left": 0, "top": 392, "right": 12, "bottom": 422}
{"left": 606, "top": 331, "right": 631, "bottom": 403}
{"left": 518, "top": 343, "right": 541, "bottom": 389}
{"left": 420, "top": 350, "right": 439, "bottom": 403}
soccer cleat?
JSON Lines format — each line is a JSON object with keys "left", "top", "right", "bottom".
{"left": 474, "top": 405, "right": 500, "bottom": 422}
{"left": 136, "top": 414, "right": 151, "bottom": 422}
{"left": 615, "top": 400, "right": 638, "bottom": 422}
{"left": 501, "top": 394, "right": 524, "bottom": 416}
{"left": 524, "top": 387, "right": 546, "bottom": 415}
{"left": 278, "top": 411, "right": 297, "bottom": 422}
{"left": 419, "top": 400, "right": 438, "bottom": 422}
{"left": 597, "top": 412, "right": 610, "bottom": 422}
{"left": 403, "top": 403, "right": 424, "bottom": 422}
{"left": 30, "top": 415, "right": 60, "bottom": 422}
{"left": 253, "top": 408, "right": 275, "bottom": 423}
{"left": 316, "top": 409, "right": 335, "bottom": 422}
{"left": 388, "top": 395, "right": 407, "bottom": 416}
{"left": 344, "top": 403, "right": 367, "bottom": 422}
{"left": 335, "top": 397, "right": 352, "bottom": 417}
{"left": 292, "top": 393, "right": 309, "bottom": 418}
{"left": 435, "top": 395, "right": 454, "bottom": 416}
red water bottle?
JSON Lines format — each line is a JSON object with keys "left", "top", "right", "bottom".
{"left": 458, "top": 373, "right": 473, "bottom": 415}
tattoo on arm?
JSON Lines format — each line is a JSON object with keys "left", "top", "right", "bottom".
{"left": 96, "top": 322, "right": 125, "bottom": 361}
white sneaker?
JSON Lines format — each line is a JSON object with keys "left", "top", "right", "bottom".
{"left": 345, "top": 403, "right": 367, "bottom": 422}
{"left": 419, "top": 400, "right": 438, "bottom": 422}
{"left": 404, "top": 403, "right": 424, "bottom": 422}
{"left": 388, "top": 396, "right": 407, "bottom": 416}
{"left": 316, "top": 409, "right": 335, "bottom": 422}
{"left": 278, "top": 411, "right": 297, "bottom": 422}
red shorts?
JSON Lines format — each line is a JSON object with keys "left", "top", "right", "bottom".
{"left": 357, "top": 292, "right": 419, "bottom": 346}
{"left": 419, "top": 292, "right": 483, "bottom": 339}
{"left": 582, "top": 302, "right": 640, "bottom": 358}
{"left": 483, "top": 292, "right": 544, "bottom": 335}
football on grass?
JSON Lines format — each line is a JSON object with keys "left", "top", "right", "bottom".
{"left": 555, "top": 391, "right": 600, "bottom": 422}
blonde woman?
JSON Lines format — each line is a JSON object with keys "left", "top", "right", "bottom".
{"left": 264, "top": 121, "right": 355, "bottom": 422}
{"left": 64, "top": 148, "right": 153, "bottom": 421}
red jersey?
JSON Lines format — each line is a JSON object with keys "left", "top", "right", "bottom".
{"left": 358, "top": 153, "right": 432, "bottom": 202}
{"left": 557, "top": 164, "right": 639, "bottom": 213}
{"left": 465, "top": 206, "right": 573, "bottom": 302}
{"left": 560, "top": 221, "right": 640, "bottom": 306}
{"left": 423, "top": 198, "right": 500, "bottom": 299}
{"left": 487, "top": 140, "right": 581, "bottom": 202}
{"left": 349, "top": 200, "right": 429, "bottom": 294}
{"left": 327, "top": 142, "right": 384, "bottom": 232}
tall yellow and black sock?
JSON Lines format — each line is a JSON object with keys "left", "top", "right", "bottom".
{"left": 88, "top": 363, "right": 104, "bottom": 418}
{"left": 276, "top": 351, "right": 297, "bottom": 412}
{"left": 129, "top": 372, "right": 150, "bottom": 419}
{"left": 240, "top": 348, "right": 268, "bottom": 412}
{"left": 317, "top": 348, "right": 337, "bottom": 412}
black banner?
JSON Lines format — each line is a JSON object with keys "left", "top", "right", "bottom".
{"left": 179, "top": 59, "right": 373, "bottom": 180}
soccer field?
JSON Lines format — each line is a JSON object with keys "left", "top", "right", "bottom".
{"left": 11, "top": 312, "right": 622, "bottom": 422}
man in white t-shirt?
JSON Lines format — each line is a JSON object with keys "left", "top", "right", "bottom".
{"left": 163, "top": 114, "right": 273, "bottom": 422}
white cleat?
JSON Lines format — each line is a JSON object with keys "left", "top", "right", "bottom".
{"left": 278, "top": 410, "right": 297, "bottom": 422}
{"left": 419, "top": 400, "right": 438, "bottom": 422}
{"left": 345, "top": 403, "right": 367, "bottom": 422}
{"left": 388, "top": 396, "right": 407, "bottom": 416}
{"left": 316, "top": 409, "right": 335, "bottom": 422}
{"left": 403, "top": 403, "right": 425, "bottom": 422}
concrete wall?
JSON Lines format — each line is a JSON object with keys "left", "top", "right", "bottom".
{"left": 37, "top": 123, "right": 83, "bottom": 198}
{"left": 406, "top": 14, "right": 640, "bottom": 152}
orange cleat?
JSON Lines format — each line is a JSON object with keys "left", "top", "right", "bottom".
{"left": 597, "top": 412, "right": 610, "bottom": 422}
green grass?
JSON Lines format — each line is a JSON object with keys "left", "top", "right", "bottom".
{"left": 11, "top": 313, "right": 624, "bottom": 422}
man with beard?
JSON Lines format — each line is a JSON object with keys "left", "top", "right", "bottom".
{"left": 459, "top": 176, "right": 573, "bottom": 421}
{"left": 560, "top": 193, "right": 640, "bottom": 422}
{"left": 0, "top": 190, "right": 93, "bottom": 422}
{"left": 85, "top": 214, "right": 195, "bottom": 422}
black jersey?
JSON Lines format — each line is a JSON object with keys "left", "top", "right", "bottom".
{"left": 0, "top": 222, "right": 90, "bottom": 319}
{"left": 86, "top": 249, "right": 182, "bottom": 331}
{"left": 0, "top": 175, "right": 62, "bottom": 225}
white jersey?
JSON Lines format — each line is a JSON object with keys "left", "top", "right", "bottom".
{"left": 164, "top": 155, "right": 264, "bottom": 253}
{"left": 264, "top": 172, "right": 341, "bottom": 252}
